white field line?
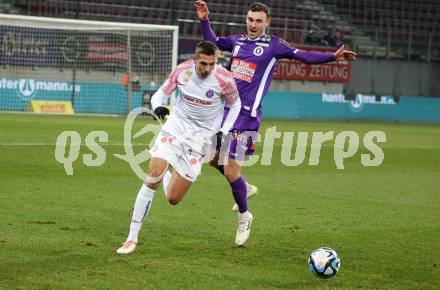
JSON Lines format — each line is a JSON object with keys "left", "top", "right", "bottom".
{"left": 0, "top": 143, "right": 148, "bottom": 146}
{"left": 0, "top": 143, "right": 438, "bottom": 149}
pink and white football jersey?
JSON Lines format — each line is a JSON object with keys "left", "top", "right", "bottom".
{"left": 159, "top": 59, "right": 239, "bottom": 152}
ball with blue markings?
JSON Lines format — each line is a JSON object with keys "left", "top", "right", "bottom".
{"left": 308, "top": 247, "right": 340, "bottom": 279}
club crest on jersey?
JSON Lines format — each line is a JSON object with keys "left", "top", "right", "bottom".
{"left": 253, "top": 46, "right": 264, "bottom": 56}
{"left": 206, "top": 89, "right": 214, "bottom": 98}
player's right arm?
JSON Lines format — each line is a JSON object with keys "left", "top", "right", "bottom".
{"left": 150, "top": 89, "right": 170, "bottom": 119}
{"left": 150, "top": 63, "right": 182, "bottom": 119}
{"left": 194, "top": 0, "right": 235, "bottom": 52}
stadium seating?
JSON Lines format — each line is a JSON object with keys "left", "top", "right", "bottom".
{"left": 0, "top": 0, "right": 21, "bottom": 14}
{"left": 316, "top": 0, "right": 440, "bottom": 58}
{"left": 6, "top": 0, "right": 440, "bottom": 59}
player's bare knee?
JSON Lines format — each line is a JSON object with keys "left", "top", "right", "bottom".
{"left": 166, "top": 192, "right": 180, "bottom": 205}
{"left": 167, "top": 197, "right": 180, "bottom": 205}
{"left": 224, "top": 165, "right": 240, "bottom": 182}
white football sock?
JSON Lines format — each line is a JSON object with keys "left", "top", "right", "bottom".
{"left": 162, "top": 170, "right": 172, "bottom": 197}
{"left": 127, "top": 184, "right": 156, "bottom": 242}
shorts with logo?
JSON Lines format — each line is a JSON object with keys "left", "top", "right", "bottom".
{"left": 213, "top": 129, "right": 258, "bottom": 161}
{"left": 149, "top": 131, "right": 205, "bottom": 182}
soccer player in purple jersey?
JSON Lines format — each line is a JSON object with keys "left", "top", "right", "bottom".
{"left": 195, "top": 1, "right": 356, "bottom": 246}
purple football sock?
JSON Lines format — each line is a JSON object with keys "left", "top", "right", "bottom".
{"left": 230, "top": 176, "right": 248, "bottom": 213}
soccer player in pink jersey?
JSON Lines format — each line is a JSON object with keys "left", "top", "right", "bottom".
{"left": 117, "top": 41, "right": 244, "bottom": 254}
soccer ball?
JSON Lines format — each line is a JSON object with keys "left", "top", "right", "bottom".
{"left": 308, "top": 247, "right": 340, "bottom": 279}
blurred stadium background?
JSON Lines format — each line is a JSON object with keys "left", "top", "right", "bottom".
{"left": 0, "top": 0, "right": 439, "bottom": 121}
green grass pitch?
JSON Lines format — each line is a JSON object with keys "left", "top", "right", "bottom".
{"left": 0, "top": 113, "right": 439, "bottom": 289}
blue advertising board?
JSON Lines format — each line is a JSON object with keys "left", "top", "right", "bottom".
{"left": 2, "top": 81, "right": 439, "bottom": 122}
{"left": 0, "top": 77, "right": 155, "bottom": 114}
{"left": 0, "top": 27, "right": 56, "bottom": 66}
{"left": 262, "top": 91, "right": 440, "bottom": 123}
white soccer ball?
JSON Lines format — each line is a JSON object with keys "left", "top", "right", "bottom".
{"left": 308, "top": 247, "right": 340, "bottom": 279}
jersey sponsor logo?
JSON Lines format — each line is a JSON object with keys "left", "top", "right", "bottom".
{"left": 259, "top": 35, "right": 271, "bottom": 42}
{"left": 253, "top": 46, "right": 264, "bottom": 56}
{"left": 230, "top": 58, "right": 256, "bottom": 83}
{"left": 256, "top": 42, "right": 269, "bottom": 47}
{"left": 182, "top": 93, "right": 213, "bottom": 106}
{"left": 206, "top": 89, "right": 214, "bottom": 98}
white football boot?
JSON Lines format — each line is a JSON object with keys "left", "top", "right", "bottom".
{"left": 232, "top": 184, "right": 258, "bottom": 211}
{"left": 116, "top": 240, "right": 137, "bottom": 254}
{"left": 235, "top": 211, "right": 253, "bottom": 246}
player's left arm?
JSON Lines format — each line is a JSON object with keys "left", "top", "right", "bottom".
{"left": 219, "top": 78, "right": 241, "bottom": 134}
{"left": 195, "top": 1, "right": 235, "bottom": 52}
{"left": 333, "top": 45, "right": 356, "bottom": 61}
{"left": 275, "top": 37, "right": 356, "bottom": 64}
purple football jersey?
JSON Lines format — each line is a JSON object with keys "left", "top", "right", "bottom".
{"left": 201, "top": 20, "right": 335, "bottom": 131}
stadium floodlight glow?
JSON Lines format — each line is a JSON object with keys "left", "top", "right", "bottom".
{"left": 0, "top": 13, "right": 178, "bottom": 115}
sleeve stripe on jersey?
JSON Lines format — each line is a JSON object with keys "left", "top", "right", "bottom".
{"left": 251, "top": 57, "right": 276, "bottom": 117}
{"left": 215, "top": 67, "right": 231, "bottom": 83}
{"left": 215, "top": 67, "right": 239, "bottom": 105}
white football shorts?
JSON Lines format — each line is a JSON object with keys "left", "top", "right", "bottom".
{"left": 149, "top": 131, "right": 205, "bottom": 182}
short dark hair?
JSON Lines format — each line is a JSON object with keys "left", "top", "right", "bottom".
{"left": 195, "top": 41, "right": 218, "bottom": 56}
{"left": 247, "top": 2, "right": 271, "bottom": 18}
